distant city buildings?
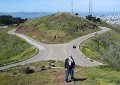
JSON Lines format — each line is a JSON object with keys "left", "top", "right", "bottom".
{"left": 97, "top": 14, "right": 120, "bottom": 24}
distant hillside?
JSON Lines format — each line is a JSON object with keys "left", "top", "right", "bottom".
{"left": 0, "top": 12, "right": 51, "bottom": 18}
{"left": 17, "top": 13, "right": 100, "bottom": 44}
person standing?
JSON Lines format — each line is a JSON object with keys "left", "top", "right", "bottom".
{"left": 65, "top": 55, "right": 75, "bottom": 83}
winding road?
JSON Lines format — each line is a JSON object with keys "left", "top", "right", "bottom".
{"left": 0, "top": 27, "right": 110, "bottom": 70}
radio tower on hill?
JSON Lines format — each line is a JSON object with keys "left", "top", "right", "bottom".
{"left": 71, "top": 0, "right": 74, "bottom": 14}
{"left": 89, "top": 0, "right": 92, "bottom": 15}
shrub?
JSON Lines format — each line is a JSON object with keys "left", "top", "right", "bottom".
{"left": 75, "top": 13, "right": 79, "bottom": 16}
{"left": 40, "top": 65, "right": 46, "bottom": 71}
{"left": 36, "top": 65, "right": 47, "bottom": 72}
{"left": 86, "top": 15, "right": 101, "bottom": 22}
{"left": 20, "top": 67, "right": 35, "bottom": 74}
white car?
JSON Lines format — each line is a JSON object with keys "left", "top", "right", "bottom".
{"left": 93, "top": 32, "right": 98, "bottom": 35}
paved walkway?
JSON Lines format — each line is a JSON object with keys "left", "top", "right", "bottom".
{"left": 0, "top": 27, "right": 111, "bottom": 70}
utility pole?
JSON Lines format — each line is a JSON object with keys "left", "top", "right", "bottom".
{"left": 89, "top": 0, "right": 92, "bottom": 15}
{"left": 71, "top": 0, "right": 74, "bottom": 14}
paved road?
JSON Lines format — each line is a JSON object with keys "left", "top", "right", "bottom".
{"left": 0, "top": 27, "right": 110, "bottom": 70}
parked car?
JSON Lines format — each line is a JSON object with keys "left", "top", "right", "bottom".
{"left": 93, "top": 32, "right": 98, "bottom": 35}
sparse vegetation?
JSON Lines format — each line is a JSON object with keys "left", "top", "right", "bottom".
{"left": 17, "top": 13, "right": 100, "bottom": 44}
{"left": 0, "top": 28, "right": 38, "bottom": 66}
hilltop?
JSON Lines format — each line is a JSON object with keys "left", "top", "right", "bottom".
{"left": 17, "top": 13, "right": 99, "bottom": 44}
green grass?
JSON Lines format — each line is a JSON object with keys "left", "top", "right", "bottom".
{"left": 17, "top": 13, "right": 100, "bottom": 44}
{"left": 0, "top": 61, "right": 120, "bottom": 85}
{"left": 75, "top": 66, "right": 120, "bottom": 85}
{"left": 0, "top": 28, "right": 38, "bottom": 66}
{"left": 0, "top": 60, "right": 64, "bottom": 85}
{"left": 80, "top": 23, "right": 120, "bottom": 69}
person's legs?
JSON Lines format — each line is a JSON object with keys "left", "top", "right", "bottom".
{"left": 70, "top": 69, "right": 74, "bottom": 81}
{"left": 65, "top": 69, "right": 69, "bottom": 82}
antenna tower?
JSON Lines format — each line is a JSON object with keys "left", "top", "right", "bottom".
{"left": 89, "top": 0, "right": 92, "bottom": 15}
{"left": 71, "top": 0, "right": 74, "bottom": 13}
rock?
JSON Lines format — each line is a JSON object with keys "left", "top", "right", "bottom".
{"left": 20, "top": 66, "right": 35, "bottom": 74}
{"left": 37, "top": 65, "right": 46, "bottom": 72}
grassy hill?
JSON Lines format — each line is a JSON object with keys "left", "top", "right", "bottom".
{"left": 80, "top": 21, "right": 120, "bottom": 69}
{"left": 0, "top": 60, "right": 120, "bottom": 85}
{"left": 0, "top": 28, "right": 38, "bottom": 66}
{"left": 17, "top": 13, "right": 99, "bottom": 44}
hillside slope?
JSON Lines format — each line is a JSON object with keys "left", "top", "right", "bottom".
{"left": 0, "top": 28, "right": 38, "bottom": 66}
{"left": 0, "top": 61, "right": 120, "bottom": 85}
{"left": 17, "top": 13, "right": 99, "bottom": 44}
{"left": 80, "top": 23, "right": 120, "bottom": 69}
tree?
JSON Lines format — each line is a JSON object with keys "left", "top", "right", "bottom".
{"left": 86, "top": 15, "right": 101, "bottom": 22}
{"left": 0, "top": 15, "right": 27, "bottom": 25}
{"left": 75, "top": 13, "right": 79, "bottom": 16}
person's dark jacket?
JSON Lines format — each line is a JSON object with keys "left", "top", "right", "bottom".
{"left": 64, "top": 58, "right": 75, "bottom": 70}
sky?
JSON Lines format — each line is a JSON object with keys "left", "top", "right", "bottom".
{"left": 0, "top": 0, "right": 120, "bottom": 13}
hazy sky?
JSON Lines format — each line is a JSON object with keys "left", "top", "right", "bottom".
{"left": 0, "top": 0, "right": 120, "bottom": 12}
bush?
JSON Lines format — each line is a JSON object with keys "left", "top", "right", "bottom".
{"left": 40, "top": 65, "right": 46, "bottom": 71}
{"left": 75, "top": 13, "right": 79, "bottom": 16}
{"left": 20, "top": 67, "right": 35, "bottom": 74}
{"left": 86, "top": 15, "right": 101, "bottom": 22}
{"left": 36, "top": 65, "right": 47, "bottom": 72}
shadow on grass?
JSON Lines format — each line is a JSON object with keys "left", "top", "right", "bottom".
{"left": 74, "top": 78, "right": 87, "bottom": 81}
{"left": 67, "top": 78, "right": 87, "bottom": 82}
